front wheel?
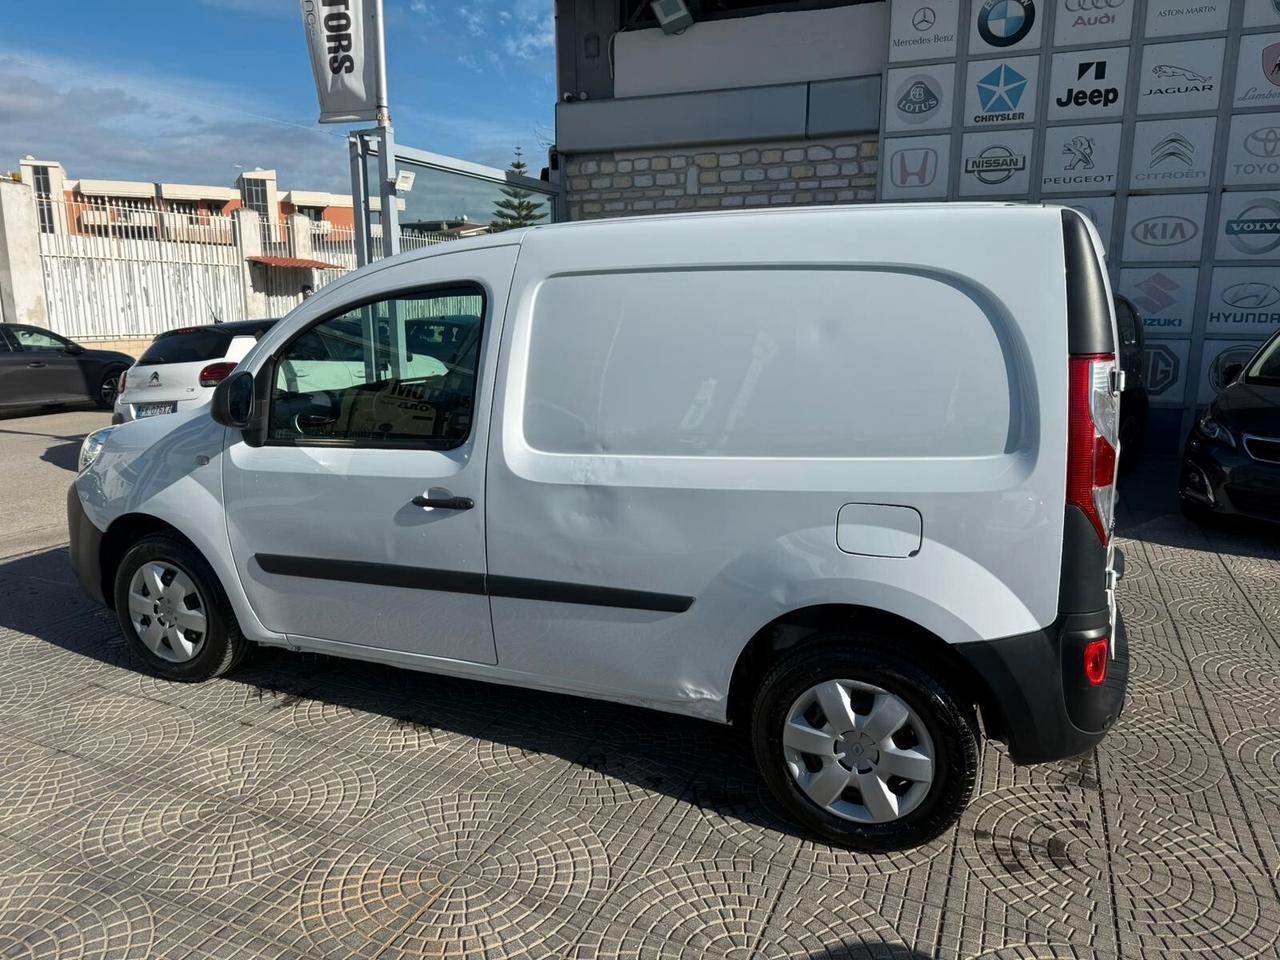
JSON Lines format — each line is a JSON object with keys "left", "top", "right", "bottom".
{"left": 113, "top": 534, "right": 248, "bottom": 680}
{"left": 751, "top": 636, "right": 979, "bottom": 851}
{"left": 96, "top": 367, "right": 125, "bottom": 409}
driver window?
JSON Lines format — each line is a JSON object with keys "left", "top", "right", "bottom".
{"left": 12, "top": 326, "right": 69, "bottom": 352}
{"left": 269, "top": 286, "right": 484, "bottom": 447}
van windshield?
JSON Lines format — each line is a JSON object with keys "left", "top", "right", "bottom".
{"left": 137, "top": 328, "right": 234, "bottom": 365}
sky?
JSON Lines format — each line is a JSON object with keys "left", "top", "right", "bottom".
{"left": 0, "top": 0, "right": 556, "bottom": 192}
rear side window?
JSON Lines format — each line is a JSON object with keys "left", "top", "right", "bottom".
{"left": 138, "top": 329, "right": 234, "bottom": 365}
{"left": 523, "top": 270, "right": 1017, "bottom": 458}
{"left": 1114, "top": 299, "right": 1141, "bottom": 349}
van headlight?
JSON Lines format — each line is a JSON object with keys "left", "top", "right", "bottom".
{"left": 78, "top": 427, "right": 114, "bottom": 472}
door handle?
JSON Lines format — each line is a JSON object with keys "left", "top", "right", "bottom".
{"left": 411, "top": 495, "right": 474, "bottom": 510}
{"left": 26, "top": 362, "right": 46, "bottom": 369}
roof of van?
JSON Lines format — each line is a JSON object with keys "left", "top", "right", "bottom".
{"left": 311, "top": 202, "right": 1068, "bottom": 301}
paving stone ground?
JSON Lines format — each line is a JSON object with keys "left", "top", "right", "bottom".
{"left": 0, "top": 411, "right": 1278, "bottom": 959}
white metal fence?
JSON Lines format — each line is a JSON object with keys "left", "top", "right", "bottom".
{"left": 34, "top": 198, "right": 454, "bottom": 341}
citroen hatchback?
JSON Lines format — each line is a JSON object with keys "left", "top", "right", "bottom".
{"left": 70, "top": 205, "right": 1128, "bottom": 850}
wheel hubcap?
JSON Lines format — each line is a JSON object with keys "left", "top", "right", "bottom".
{"left": 782, "top": 679, "right": 935, "bottom": 824}
{"left": 127, "top": 560, "right": 207, "bottom": 663}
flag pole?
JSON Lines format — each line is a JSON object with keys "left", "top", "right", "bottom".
{"left": 371, "top": 0, "right": 400, "bottom": 259}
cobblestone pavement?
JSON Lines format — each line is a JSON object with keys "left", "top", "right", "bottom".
{"left": 1, "top": 420, "right": 1278, "bottom": 957}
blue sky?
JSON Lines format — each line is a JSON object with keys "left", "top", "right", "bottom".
{"left": 0, "top": 0, "right": 555, "bottom": 191}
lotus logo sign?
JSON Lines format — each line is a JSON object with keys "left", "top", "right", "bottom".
{"left": 895, "top": 75, "right": 942, "bottom": 123}
{"left": 1132, "top": 215, "right": 1198, "bottom": 247}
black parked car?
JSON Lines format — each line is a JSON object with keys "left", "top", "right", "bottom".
{"left": 0, "top": 323, "right": 133, "bottom": 412}
{"left": 1181, "top": 329, "right": 1280, "bottom": 525}
{"left": 1114, "top": 295, "right": 1149, "bottom": 471}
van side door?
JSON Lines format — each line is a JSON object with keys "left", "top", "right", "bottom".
{"left": 221, "top": 246, "right": 517, "bottom": 664}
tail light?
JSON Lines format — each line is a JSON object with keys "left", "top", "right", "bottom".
{"left": 199, "top": 362, "right": 237, "bottom": 387}
{"left": 1067, "top": 354, "right": 1119, "bottom": 544}
{"left": 1083, "top": 637, "right": 1110, "bottom": 685}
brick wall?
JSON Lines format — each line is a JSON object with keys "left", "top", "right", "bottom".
{"left": 564, "top": 135, "right": 880, "bottom": 220}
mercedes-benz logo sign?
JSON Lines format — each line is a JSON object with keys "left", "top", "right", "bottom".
{"left": 912, "top": 6, "right": 936, "bottom": 31}
{"left": 978, "top": 0, "right": 1036, "bottom": 48}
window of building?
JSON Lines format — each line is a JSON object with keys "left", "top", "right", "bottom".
{"left": 32, "top": 165, "right": 54, "bottom": 234}
{"left": 299, "top": 206, "right": 326, "bottom": 222}
{"left": 619, "top": 0, "right": 868, "bottom": 31}
{"left": 269, "top": 286, "right": 485, "bottom": 448}
{"left": 242, "top": 178, "right": 270, "bottom": 219}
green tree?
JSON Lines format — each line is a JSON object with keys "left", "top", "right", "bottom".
{"left": 490, "top": 146, "right": 545, "bottom": 232}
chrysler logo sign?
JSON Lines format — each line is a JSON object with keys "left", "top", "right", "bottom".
{"left": 1131, "top": 215, "right": 1197, "bottom": 247}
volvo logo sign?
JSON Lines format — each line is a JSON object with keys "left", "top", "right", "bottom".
{"left": 1225, "top": 198, "right": 1280, "bottom": 256}
{"left": 1131, "top": 215, "right": 1197, "bottom": 247}
{"left": 977, "top": 0, "right": 1036, "bottom": 48}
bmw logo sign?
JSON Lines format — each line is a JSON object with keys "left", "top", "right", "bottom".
{"left": 978, "top": 0, "right": 1036, "bottom": 48}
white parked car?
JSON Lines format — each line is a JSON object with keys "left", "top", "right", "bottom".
{"left": 70, "top": 205, "right": 1128, "bottom": 850}
{"left": 112, "top": 319, "right": 279, "bottom": 424}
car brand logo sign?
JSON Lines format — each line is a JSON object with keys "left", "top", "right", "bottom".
{"left": 1266, "top": 42, "right": 1280, "bottom": 88}
{"left": 1062, "top": 135, "right": 1095, "bottom": 170}
{"left": 1152, "top": 133, "right": 1194, "bottom": 167}
{"left": 912, "top": 6, "right": 936, "bottom": 30}
{"left": 1222, "top": 282, "right": 1280, "bottom": 310}
{"left": 890, "top": 147, "right": 940, "bottom": 187}
{"left": 975, "top": 63, "right": 1028, "bottom": 122}
{"left": 895, "top": 75, "right": 942, "bottom": 122}
{"left": 148, "top": 372, "right": 161, "bottom": 387}
{"left": 978, "top": 0, "right": 1036, "bottom": 47}
{"left": 1133, "top": 272, "right": 1181, "bottom": 314}
{"left": 1211, "top": 346, "right": 1258, "bottom": 393}
{"left": 1225, "top": 197, "right": 1280, "bottom": 255}
{"left": 1144, "top": 343, "right": 1180, "bottom": 395}
{"left": 1245, "top": 127, "right": 1280, "bottom": 159}
{"left": 1145, "top": 63, "right": 1214, "bottom": 97}
{"left": 964, "top": 144, "right": 1026, "bottom": 185}
{"left": 1057, "top": 60, "right": 1120, "bottom": 109}
{"left": 1132, "top": 215, "right": 1198, "bottom": 247}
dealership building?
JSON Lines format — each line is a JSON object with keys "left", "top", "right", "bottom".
{"left": 553, "top": 0, "right": 1280, "bottom": 442}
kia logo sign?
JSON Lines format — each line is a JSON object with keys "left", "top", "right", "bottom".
{"left": 1131, "top": 215, "right": 1198, "bottom": 246}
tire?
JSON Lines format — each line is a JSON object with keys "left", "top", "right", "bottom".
{"left": 751, "top": 635, "right": 979, "bottom": 851}
{"left": 96, "top": 367, "right": 125, "bottom": 410}
{"left": 113, "top": 534, "right": 249, "bottom": 680}
{"left": 1179, "top": 498, "right": 1214, "bottom": 526}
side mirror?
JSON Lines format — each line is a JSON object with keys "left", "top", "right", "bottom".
{"left": 64, "top": 344, "right": 84, "bottom": 356}
{"left": 211, "top": 370, "right": 255, "bottom": 428}
{"left": 1221, "top": 362, "right": 1244, "bottom": 385}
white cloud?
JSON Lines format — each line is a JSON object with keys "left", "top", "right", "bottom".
{"left": 0, "top": 50, "right": 349, "bottom": 190}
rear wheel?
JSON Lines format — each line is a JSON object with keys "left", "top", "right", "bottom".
{"left": 113, "top": 534, "right": 248, "bottom": 680}
{"left": 751, "top": 635, "right": 979, "bottom": 851}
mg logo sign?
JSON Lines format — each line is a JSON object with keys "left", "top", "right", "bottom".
{"left": 1144, "top": 343, "right": 1180, "bottom": 395}
{"left": 890, "top": 147, "right": 940, "bottom": 187}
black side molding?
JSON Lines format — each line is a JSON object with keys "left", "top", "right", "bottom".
{"left": 1061, "top": 208, "right": 1116, "bottom": 356}
{"left": 254, "top": 554, "right": 693, "bottom": 613}
{"left": 256, "top": 555, "right": 486, "bottom": 595}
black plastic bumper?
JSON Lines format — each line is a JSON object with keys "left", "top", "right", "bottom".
{"left": 1181, "top": 434, "right": 1280, "bottom": 524}
{"left": 67, "top": 484, "right": 106, "bottom": 606}
{"left": 957, "top": 609, "right": 1128, "bottom": 764}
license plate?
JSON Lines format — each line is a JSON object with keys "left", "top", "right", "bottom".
{"left": 135, "top": 402, "right": 177, "bottom": 418}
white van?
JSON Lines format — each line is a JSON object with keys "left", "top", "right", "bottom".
{"left": 69, "top": 205, "right": 1128, "bottom": 850}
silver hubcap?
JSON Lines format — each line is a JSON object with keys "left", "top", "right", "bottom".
{"left": 127, "top": 561, "right": 207, "bottom": 663}
{"left": 101, "top": 376, "right": 118, "bottom": 403}
{"left": 782, "top": 679, "right": 935, "bottom": 824}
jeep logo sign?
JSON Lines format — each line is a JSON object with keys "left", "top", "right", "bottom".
{"left": 300, "top": 0, "right": 379, "bottom": 123}
{"left": 1049, "top": 48, "right": 1129, "bottom": 120}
